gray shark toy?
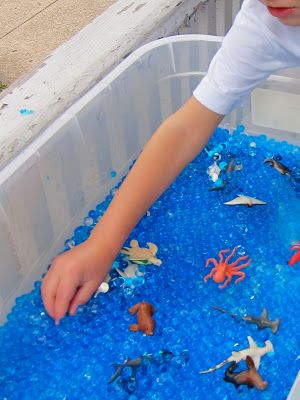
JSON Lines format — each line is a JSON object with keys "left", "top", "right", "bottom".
{"left": 212, "top": 306, "right": 280, "bottom": 334}
{"left": 264, "top": 157, "right": 291, "bottom": 176}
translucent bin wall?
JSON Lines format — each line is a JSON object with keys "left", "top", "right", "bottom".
{"left": 0, "top": 35, "right": 300, "bottom": 397}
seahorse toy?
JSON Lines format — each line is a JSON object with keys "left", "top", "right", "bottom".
{"left": 288, "top": 242, "right": 300, "bottom": 266}
{"left": 128, "top": 302, "right": 156, "bottom": 336}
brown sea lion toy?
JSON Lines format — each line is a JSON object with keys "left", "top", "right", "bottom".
{"left": 224, "top": 355, "right": 268, "bottom": 391}
{"left": 128, "top": 302, "right": 156, "bottom": 336}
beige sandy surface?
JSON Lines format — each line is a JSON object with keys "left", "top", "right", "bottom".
{"left": 0, "top": 0, "right": 117, "bottom": 86}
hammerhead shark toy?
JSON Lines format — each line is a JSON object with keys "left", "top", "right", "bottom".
{"left": 199, "top": 336, "right": 274, "bottom": 374}
{"left": 212, "top": 306, "right": 280, "bottom": 334}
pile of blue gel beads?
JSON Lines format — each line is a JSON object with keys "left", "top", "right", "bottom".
{"left": 0, "top": 125, "right": 300, "bottom": 400}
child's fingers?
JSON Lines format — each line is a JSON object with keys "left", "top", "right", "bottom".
{"left": 41, "top": 270, "right": 59, "bottom": 320}
{"left": 68, "top": 281, "right": 99, "bottom": 316}
{"left": 54, "top": 277, "right": 79, "bottom": 324}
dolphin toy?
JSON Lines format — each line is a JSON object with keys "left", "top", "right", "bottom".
{"left": 199, "top": 336, "right": 274, "bottom": 374}
{"left": 212, "top": 306, "right": 280, "bottom": 334}
{"left": 224, "top": 194, "right": 266, "bottom": 207}
{"left": 109, "top": 354, "right": 153, "bottom": 384}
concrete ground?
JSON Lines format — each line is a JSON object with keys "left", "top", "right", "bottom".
{"left": 0, "top": 0, "right": 117, "bottom": 87}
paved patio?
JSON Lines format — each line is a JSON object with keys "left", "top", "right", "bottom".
{"left": 0, "top": 0, "right": 117, "bottom": 86}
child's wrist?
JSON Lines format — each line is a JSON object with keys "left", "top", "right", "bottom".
{"left": 86, "top": 228, "right": 120, "bottom": 265}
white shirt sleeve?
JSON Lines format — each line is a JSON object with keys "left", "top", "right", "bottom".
{"left": 193, "top": 0, "right": 300, "bottom": 115}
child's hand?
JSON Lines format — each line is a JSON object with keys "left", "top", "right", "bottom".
{"left": 41, "top": 97, "right": 221, "bottom": 324}
{"left": 41, "top": 240, "right": 112, "bottom": 324}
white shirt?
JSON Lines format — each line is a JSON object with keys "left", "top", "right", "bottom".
{"left": 193, "top": 0, "right": 300, "bottom": 115}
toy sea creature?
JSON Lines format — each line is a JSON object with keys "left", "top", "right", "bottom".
{"left": 94, "top": 273, "right": 113, "bottom": 296}
{"left": 128, "top": 302, "right": 156, "bottom": 336}
{"left": 212, "top": 306, "right": 280, "bottom": 334}
{"left": 264, "top": 157, "right": 291, "bottom": 176}
{"left": 209, "top": 180, "right": 228, "bottom": 191}
{"left": 95, "top": 282, "right": 109, "bottom": 295}
{"left": 109, "top": 349, "right": 188, "bottom": 386}
{"left": 121, "top": 240, "right": 162, "bottom": 266}
{"left": 108, "top": 353, "right": 153, "bottom": 383}
{"left": 224, "top": 195, "right": 266, "bottom": 207}
{"left": 208, "top": 159, "right": 242, "bottom": 191}
{"left": 116, "top": 263, "right": 144, "bottom": 279}
{"left": 204, "top": 246, "right": 252, "bottom": 289}
{"left": 226, "top": 158, "right": 243, "bottom": 174}
{"left": 94, "top": 260, "right": 122, "bottom": 296}
{"left": 224, "top": 356, "right": 268, "bottom": 391}
{"left": 199, "top": 336, "right": 274, "bottom": 374}
{"left": 207, "top": 161, "right": 221, "bottom": 182}
{"left": 288, "top": 242, "right": 300, "bottom": 267}
{"left": 116, "top": 263, "right": 146, "bottom": 288}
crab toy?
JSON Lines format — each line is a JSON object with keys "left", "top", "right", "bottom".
{"left": 288, "top": 242, "right": 300, "bottom": 266}
{"left": 204, "top": 246, "right": 252, "bottom": 289}
{"left": 120, "top": 239, "right": 162, "bottom": 266}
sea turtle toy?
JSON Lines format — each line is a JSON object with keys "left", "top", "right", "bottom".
{"left": 120, "top": 240, "right": 162, "bottom": 266}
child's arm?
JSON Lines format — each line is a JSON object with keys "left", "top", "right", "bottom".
{"left": 41, "top": 96, "right": 223, "bottom": 324}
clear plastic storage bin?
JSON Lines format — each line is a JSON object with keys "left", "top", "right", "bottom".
{"left": 0, "top": 35, "right": 299, "bottom": 397}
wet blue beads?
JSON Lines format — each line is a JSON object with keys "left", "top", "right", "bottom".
{"left": 1, "top": 126, "right": 300, "bottom": 400}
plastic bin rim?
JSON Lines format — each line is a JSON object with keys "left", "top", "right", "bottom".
{"left": 0, "top": 34, "right": 223, "bottom": 188}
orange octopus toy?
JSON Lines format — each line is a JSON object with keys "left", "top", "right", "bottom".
{"left": 128, "top": 302, "right": 156, "bottom": 336}
{"left": 204, "top": 246, "right": 252, "bottom": 289}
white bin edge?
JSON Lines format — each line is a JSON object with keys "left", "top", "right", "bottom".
{"left": 0, "top": 0, "right": 205, "bottom": 171}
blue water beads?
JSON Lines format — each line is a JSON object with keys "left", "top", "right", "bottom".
{"left": 1, "top": 126, "right": 300, "bottom": 400}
